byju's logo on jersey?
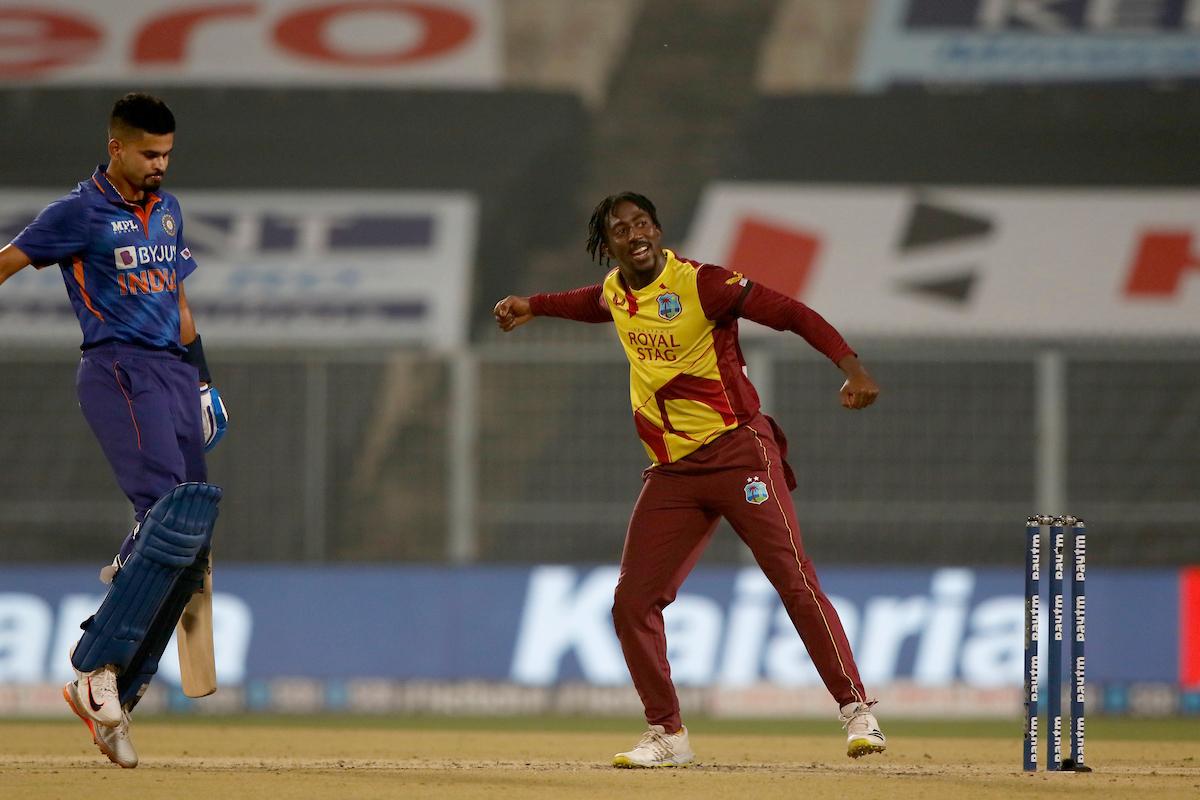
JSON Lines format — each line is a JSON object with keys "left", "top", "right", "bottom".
{"left": 114, "top": 244, "right": 177, "bottom": 271}
{"left": 114, "top": 246, "right": 138, "bottom": 270}
{"left": 657, "top": 291, "right": 682, "bottom": 321}
{"left": 744, "top": 476, "right": 769, "bottom": 505}
{"left": 113, "top": 243, "right": 179, "bottom": 297}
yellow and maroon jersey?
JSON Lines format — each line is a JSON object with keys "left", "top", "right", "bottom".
{"left": 529, "top": 249, "right": 854, "bottom": 465}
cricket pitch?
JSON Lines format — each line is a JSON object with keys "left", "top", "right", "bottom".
{"left": 2, "top": 716, "right": 1196, "bottom": 799}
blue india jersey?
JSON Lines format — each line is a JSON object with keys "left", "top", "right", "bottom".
{"left": 11, "top": 166, "right": 198, "bottom": 353}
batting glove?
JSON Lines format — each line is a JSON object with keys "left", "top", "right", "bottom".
{"left": 200, "top": 385, "right": 229, "bottom": 452}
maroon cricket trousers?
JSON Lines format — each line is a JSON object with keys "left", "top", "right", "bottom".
{"left": 612, "top": 413, "right": 868, "bottom": 732}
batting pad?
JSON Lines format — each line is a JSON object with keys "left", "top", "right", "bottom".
{"left": 118, "top": 546, "right": 209, "bottom": 708}
{"left": 73, "top": 483, "right": 222, "bottom": 675}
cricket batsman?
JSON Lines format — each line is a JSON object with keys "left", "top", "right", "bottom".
{"left": 0, "top": 93, "right": 228, "bottom": 768}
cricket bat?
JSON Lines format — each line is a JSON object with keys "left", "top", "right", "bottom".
{"left": 177, "top": 552, "right": 217, "bottom": 698}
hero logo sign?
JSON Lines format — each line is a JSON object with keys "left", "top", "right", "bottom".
{"left": 0, "top": 9, "right": 101, "bottom": 76}
{"left": 0, "top": 1, "right": 490, "bottom": 82}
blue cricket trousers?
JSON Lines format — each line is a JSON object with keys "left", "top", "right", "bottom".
{"left": 76, "top": 342, "right": 207, "bottom": 523}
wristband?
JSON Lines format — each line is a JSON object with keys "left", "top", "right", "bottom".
{"left": 181, "top": 334, "right": 213, "bottom": 384}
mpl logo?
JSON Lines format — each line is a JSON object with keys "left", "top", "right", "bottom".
{"left": 114, "top": 246, "right": 138, "bottom": 270}
{"left": 111, "top": 220, "right": 139, "bottom": 234}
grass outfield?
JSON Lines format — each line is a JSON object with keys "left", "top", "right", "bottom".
{"left": 3, "top": 715, "right": 1198, "bottom": 800}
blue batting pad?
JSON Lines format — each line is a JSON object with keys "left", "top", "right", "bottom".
{"left": 73, "top": 483, "right": 222, "bottom": 675}
{"left": 119, "top": 548, "right": 209, "bottom": 708}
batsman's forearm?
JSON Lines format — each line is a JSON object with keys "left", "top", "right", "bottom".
{"left": 178, "top": 282, "right": 198, "bottom": 344}
{"left": 182, "top": 334, "right": 213, "bottom": 384}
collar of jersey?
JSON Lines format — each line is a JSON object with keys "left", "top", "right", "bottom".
{"left": 90, "top": 165, "right": 161, "bottom": 209}
{"left": 618, "top": 248, "right": 678, "bottom": 296}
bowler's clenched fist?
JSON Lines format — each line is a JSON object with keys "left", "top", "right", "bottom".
{"left": 839, "top": 374, "right": 880, "bottom": 410}
{"left": 494, "top": 295, "right": 534, "bottom": 332}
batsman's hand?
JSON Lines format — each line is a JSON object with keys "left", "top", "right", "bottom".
{"left": 494, "top": 295, "right": 533, "bottom": 332}
{"left": 200, "top": 385, "right": 229, "bottom": 451}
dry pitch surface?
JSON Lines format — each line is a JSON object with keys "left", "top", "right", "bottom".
{"left": 3, "top": 716, "right": 1198, "bottom": 800}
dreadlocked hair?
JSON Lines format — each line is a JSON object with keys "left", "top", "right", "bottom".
{"left": 586, "top": 192, "right": 661, "bottom": 263}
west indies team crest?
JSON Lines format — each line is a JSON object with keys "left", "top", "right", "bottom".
{"left": 657, "top": 290, "right": 682, "bottom": 321}
{"left": 744, "top": 476, "right": 769, "bottom": 505}
{"left": 161, "top": 211, "right": 176, "bottom": 236}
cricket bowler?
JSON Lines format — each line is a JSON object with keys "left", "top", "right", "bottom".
{"left": 494, "top": 192, "right": 886, "bottom": 767}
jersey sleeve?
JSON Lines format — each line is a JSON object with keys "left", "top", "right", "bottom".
{"left": 695, "top": 263, "right": 752, "bottom": 321}
{"left": 697, "top": 265, "right": 855, "bottom": 364}
{"left": 176, "top": 211, "right": 199, "bottom": 281}
{"left": 10, "top": 194, "right": 90, "bottom": 267}
{"left": 529, "top": 284, "right": 611, "bottom": 323}
{"left": 740, "top": 283, "right": 855, "bottom": 363}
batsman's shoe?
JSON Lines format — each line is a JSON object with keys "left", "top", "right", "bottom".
{"left": 63, "top": 683, "right": 138, "bottom": 768}
{"left": 612, "top": 725, "right": 695, "bottom": 768}
{"left": 840, "top": 700, "right": 886, "bottom": 759}
{"left": 94, "top": 710, "right": 138, "bottom": 768}
{"left": 65, "top": 663, "right": 122, "bottom": 728}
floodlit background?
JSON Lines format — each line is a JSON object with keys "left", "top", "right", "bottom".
{"left": 0, "top": 0, "right": 1197, "bottom": 720}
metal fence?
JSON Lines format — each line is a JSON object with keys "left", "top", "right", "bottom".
{"left": 1, "top": 338, "right": 1197, "bottom": 567}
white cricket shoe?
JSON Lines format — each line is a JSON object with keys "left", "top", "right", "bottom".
{"left": 840, "top": 700, "right": 886, "bottom": 758}
{"left": 612, "top": 724, "right": 695, "bottom": 768}
{"left": 65, "top": 659, "right": 123, "bottom": 728}
{"left": 63, "top": 682, "right": 138, "bottom": 768}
